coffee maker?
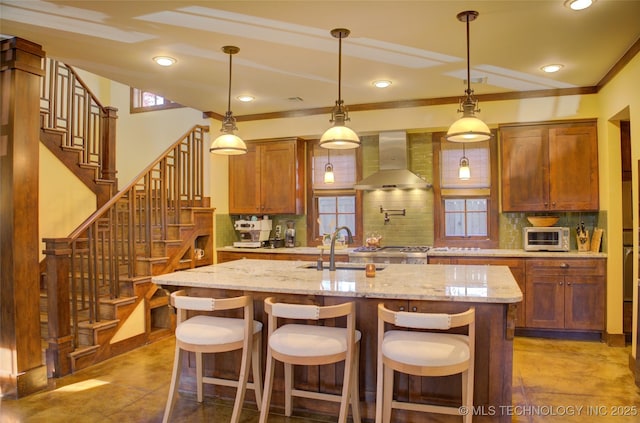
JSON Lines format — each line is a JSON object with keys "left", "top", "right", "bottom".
{"left": 233, "top": 218, "right": 272, "bottom": 248}
{"left": 285, "top": 220, "right": 296, "bottom": 248}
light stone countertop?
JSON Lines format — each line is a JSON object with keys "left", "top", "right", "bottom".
{"left": 218, "top": 246, "right": 606, "bottom": 258}
{"left": 153, "top": 259, "right": 523, "bottom": 304}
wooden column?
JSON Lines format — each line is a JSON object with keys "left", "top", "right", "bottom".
{"left": 97, "top": 106, "right": 119, "bottom": 207}
{"left": 0, "top": 37, "right": 48, "bottom": 398}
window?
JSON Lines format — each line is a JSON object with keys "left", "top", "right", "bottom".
{"left": 130, "top": 88, "right": 183, "bottom": 113}
{"left": 306, "top": 141, "right": 362, "bottom": 246}
{"left": 433, "top": 132, "right": 498, "bottom": 248}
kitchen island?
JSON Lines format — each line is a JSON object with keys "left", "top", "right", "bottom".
{"left": 153, "top": 259, "right": 522, "bottom": 422}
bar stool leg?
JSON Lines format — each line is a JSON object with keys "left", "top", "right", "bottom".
{"left": 252, "top": 331, "right": 263, "bottom": 410}
{"left": 230, "top": 335, "right": 252, "bottom": 423}
{"left": 258, "top": 349, "right": 275, "bottom": 423}
{"left": 162, "top": 346, "right": 183, "bottom": 423}
{"left": 350, "top": 342, "right": 362, "bottom": 423}
{"left": 382, "top": 365, "right": 393, "bottom": 423}
{"left": 284, "top": 363, "right": 293, "bottom": 416}
{"left": 196, "top": 351, "right": 204, "bottom": 403}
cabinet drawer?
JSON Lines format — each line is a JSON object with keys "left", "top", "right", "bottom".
{"left": 526, "top": 258, "right": 605, "bottom": 276}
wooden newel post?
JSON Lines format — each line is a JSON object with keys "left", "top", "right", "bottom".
{"left": 42, "top": 238, "right": 74, "bottom": 377}
{"left": 101, "top": 106, "right": 118, "bottom": 184}
{"left": 0, "top": 37, "right": 48, "bottom": 398}
{"left": 97, "top": 106, "right": 119, "bottom": 207}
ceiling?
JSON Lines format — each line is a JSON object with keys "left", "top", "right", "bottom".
{"left": 2, "top": 0, "right": 640, "bottom": 120}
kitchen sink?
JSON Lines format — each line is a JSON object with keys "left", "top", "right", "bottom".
{"left": 298, "top": 263, "right": 387, "bottom": 271}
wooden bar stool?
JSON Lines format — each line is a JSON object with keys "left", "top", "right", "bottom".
{"left": 163, "top": 290, "right": 263, "bottom": 423}
{"left": 259, "top": 297, "right": 361, "bottom": 423}
{"left": 376, "top": 304, "right": 475, "bottom": 423}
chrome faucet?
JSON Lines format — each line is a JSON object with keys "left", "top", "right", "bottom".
{"left": 329, "top": 226, "right": 354, "bottom": 271}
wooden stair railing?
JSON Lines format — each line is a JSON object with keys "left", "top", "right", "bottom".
{"left": 43, "top": 124, "right": 210, "bottom": 377}
{"left": 40, "top": 58, "right": 118, "bottom": 207}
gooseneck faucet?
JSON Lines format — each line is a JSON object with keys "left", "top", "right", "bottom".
{"left": 329, "top": 226, "right": 354, "bottom": 271}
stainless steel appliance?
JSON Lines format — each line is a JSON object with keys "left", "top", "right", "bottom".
{"left": 523, "top": 226, "right": 570, "bottom": 252}
{"left": 233, "top": 219, "right": 272, "bottom": 248}
{"left": 349, "top": 246, "right": 430, "bottom": 264}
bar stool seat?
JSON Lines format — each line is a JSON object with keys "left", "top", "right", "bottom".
{"left": 259, "top": 297, "right": 361, "bottom": 423}
{"left": 376, "top": 304, "right": 475, "bottom": 423}
{"left": 163, "top": 290, "right": 263, "bottom": 423}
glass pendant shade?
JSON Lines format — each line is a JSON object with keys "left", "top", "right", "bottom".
{"left": 447, "top": 115, "right": 492, "bottom": 142}
{"left": 210, "top": 45, "right": 247, "bottom": 155}
{"left": 210, "top": 132, "right": 247, "bottom": 155}
{"left": 324, "top": 162, "right": 335, "bottom": 184}
{"left": 320, "top": 123, "right": 360, "bottom": 149}
{"left": 321, "top": 28, "right": 360, "bottom": 150}
{"left": 458, "top": 156, "right": 471, "bottom": 180}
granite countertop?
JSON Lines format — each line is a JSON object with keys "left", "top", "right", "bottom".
{"left": 218, "top": 246, "right": 353, "bottom": 255}
{"left": 218, "top": 246, "right": 606, "bottom": 258}
{"left": 152, "top": 259, "right": 522, "bottom": 303}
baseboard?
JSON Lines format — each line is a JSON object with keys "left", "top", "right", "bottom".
{"left": 605, "top": 331, "right": 627, "bottom": 347}
{"left": 515, "top": 328, "right": 602, "bottom": 341}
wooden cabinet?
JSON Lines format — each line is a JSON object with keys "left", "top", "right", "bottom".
{"left": 428, "top": 256, "right": 526, "bottom": 328}
{"left": 500, "top": 121, "right": 599, "bottom": 212}
{"left": 525, "top": 258, "right": 605, "bottom": 331}
{"left": 228, "top": 137, "right": 305, "bottom": 215}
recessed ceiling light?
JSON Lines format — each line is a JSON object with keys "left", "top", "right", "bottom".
{"left": 237, "top": 95, "right": 254, "bottom": 102}
{"left": 564, "top": 0, "right": 595, "bottom": 11}
{"left": 372, "top": 80, "right": 392, "bottom": 88}
{"left": 541, "top": 64, "right": 564, "bottom": 73}
{"left": 153, "top": 56, "right": 176, "bottom": 67}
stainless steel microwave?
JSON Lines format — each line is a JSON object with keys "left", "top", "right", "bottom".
{"left": 523, "top": 227, "right": 570, "bottom": 251}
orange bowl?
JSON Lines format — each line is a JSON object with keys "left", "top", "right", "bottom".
{"left": 527, "top": 216, "right": 559, "bottom": 227}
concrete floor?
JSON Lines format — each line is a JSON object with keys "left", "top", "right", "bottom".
{"left": 2, "top": 336, "right": 639, "bottom": 422}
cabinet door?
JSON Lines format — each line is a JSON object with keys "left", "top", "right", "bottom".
{"left": 228, "top": 144, "right": 261, "bottom": 214}
{"left": 500, "top": 126, "right": 549, "bottom": 211}
{"left": 564, "top": 274, "right": 604, "bottom": 330}
{"left": 260, "top": 141, "right": 299, "bottom": 214}
{"left": 548, "top": 124, "right": 599, "bottom": 211}
{"left": 525, "top": 273, "right": 564, "bottom": 328}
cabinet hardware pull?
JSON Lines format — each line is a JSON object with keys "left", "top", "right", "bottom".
{"left": 399, "top": 306, "right": 405, "bottom": 311}
{"left": 559, "top": 282, "right": 563, "bottom": 286}
{"left": 560, "top": 263, "right": 569, "bottom": 268}
{"left": 412, "top": 306, "right": 417, "bottom": 312}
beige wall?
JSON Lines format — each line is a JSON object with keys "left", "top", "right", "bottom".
{"left": 595, "top": 52, "right": 640, "bottom": 355}
{"left": 39, "top": 145, "right": 96, "bottom": 260}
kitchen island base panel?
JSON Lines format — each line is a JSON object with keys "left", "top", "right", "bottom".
{"left": 171, "top": 288, "right": 514, "bottom": 423}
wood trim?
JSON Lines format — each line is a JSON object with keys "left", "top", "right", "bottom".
{"left": 596, "top": 36, "right": 640, "bottom": 89}
{"left": 604, "top": 331, "right": 627, "bottom": 347}
{"left": 304, "top": 139, "right": 363, "bottom": 246}
{"left": 432, "top": 131, "right": 499, "bottom": 249}
{"left": 203, "top": 86, "right": 599, "bottom": 123}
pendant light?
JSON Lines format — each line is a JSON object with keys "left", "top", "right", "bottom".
{"left": 319, "top": 28, "right": 360, "bottom": 150}
{"left": 458, "top": 143, "right": 471, "bottom": 180}
{"left": 446, "top": 11, "right": 492, "bottom": 143}
{"left": 323, "top": 150, "right": 335, "bottom": 184}
{"left": 210, "top": 45, "right": 247, "bottom": 155}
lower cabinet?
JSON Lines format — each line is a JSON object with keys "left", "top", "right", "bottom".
{"left": 525, "top": 258, "right": 605, "bottom": 331}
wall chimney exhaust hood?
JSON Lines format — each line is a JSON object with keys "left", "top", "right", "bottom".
{"left": 354, "top": 131, "right": 432, "bottom": 190}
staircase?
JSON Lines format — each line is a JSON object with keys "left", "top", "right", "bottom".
{"left": 39, "top": 59, "right": 213, "bottom": 377}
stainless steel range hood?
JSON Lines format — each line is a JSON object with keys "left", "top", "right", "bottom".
{"left": 354, "top": 131, "right": 432, "bottom": 190}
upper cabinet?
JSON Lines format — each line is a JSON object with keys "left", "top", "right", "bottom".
{"left": 500, "top": 121, "right": 599, "bottom": 212}
{"left": 229, "top": 137, "right": 305, "bottom": 215}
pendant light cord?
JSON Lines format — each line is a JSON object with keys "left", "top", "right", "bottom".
{"left": 337, "top": 34, "right": 342, "bottom": 103}
{"left": 226, "top": 52, "right": 233, "bottom": 113}
{"left": 465, "top": 14, "right": 471, "bottom": 96}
